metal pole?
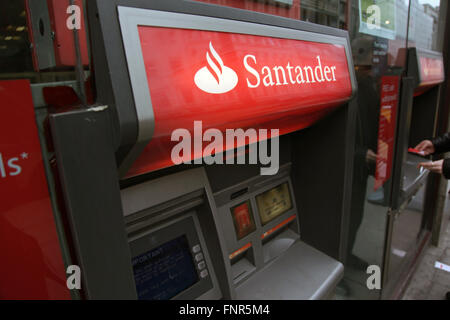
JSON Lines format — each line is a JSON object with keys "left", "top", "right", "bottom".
{"left": 70, "top": 0, "right": 87, "bottom": 105}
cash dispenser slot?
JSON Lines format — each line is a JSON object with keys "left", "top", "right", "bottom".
{"left": 261, "top": 217, "right": 298, "bottom": 264}
{"left": 229, "top": 243, "right": 256, "bottom": 285}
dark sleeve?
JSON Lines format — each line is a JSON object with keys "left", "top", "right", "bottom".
{"left": 443, "top": 159, "right": 450, "bottom": 179}
{"left": 432, "top": 133, "right": 450, "bottom": 154}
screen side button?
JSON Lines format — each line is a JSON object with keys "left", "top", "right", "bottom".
{"left": 198, "top": 261, "right": 206, "bottom": 270}
{"left": 192, "top": 244, "right": 201, "bottom": 253}
{"left": 195, "top": 253, "right": 204, "bottom": 262}
{"left": 200, "top": 269, "right": 209, "bottom": 278}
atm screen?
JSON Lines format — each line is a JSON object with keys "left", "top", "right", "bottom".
{"left": 256, "top": 183, "right": 292, "bottom": 225}
{"left": 132, "top": 235, "right": 199, "bottom": 300}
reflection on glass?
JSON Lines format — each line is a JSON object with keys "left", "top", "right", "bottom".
{"left": 335, "top": 0, "right": 413, "bottom": 300}
{"left": 0, "top": 1, "right": 83, "bottom": 84}
{"left": 350, "top": 0, "right": 411, "bottom": 68}
{"left": 336, "top": 0, "right": 446, "bottom": 300}
{"left": 358, "top": 0, "right": 397, "bottom": 40}
{"left": 301, "top": 0, "right": 348, "bottom": 28}
{"left": 408, "top": 0, "right": 444, "bottom": 51}
{"left": 0, "top": 1, "right": 33, "bottom": 74}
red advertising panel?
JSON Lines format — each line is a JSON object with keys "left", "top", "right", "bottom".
{"left": 374, "top": 76, "right": 400, "bottom": 191}
{"left": 126, "top": 27, "right": 352, "bottom": 177}
{"left": 0, "top": 80, "right": 70, "bottom": 299}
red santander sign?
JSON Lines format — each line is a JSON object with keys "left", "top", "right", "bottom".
{"left": 126, "top": 27, "right": 352, "bottom": 177}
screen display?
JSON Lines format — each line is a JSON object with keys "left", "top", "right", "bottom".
{"left": 256, "top": 183, "right": 292, "bottom": 225}
{"left": 230, "top": 201, "right": 256, "bottom": 240}
{"left": 132, "top": 235, "right": 198, "bottom": 300}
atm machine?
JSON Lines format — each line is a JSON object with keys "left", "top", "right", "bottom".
{"left": 46, "top": 0, "right": 358, "bottom": 299}
{"left": 392, "top": 48, "right": 444, "bottom": 208}
{"left": 384, "top": 48, "right": 444, "bottom": 297}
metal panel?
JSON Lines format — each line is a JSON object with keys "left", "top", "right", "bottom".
{"left": 290, "top": 103, "right": 354, "bottom": 261}
{"left": 49, "top": 106, "right": 137, "bottom": 299}
{"left": 235, "top": 241, "right": 343, "bottom": 299}
{"left": 27, "top": 0, "right": 56, "bottom": 70}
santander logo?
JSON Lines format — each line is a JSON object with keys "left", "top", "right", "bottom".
{"left": 194, "top": 41, "right": 340, "bottom": 95}
{"left": 194, "top": 42, "right": 238, "bottom": 94}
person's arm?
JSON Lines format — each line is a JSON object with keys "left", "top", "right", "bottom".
{"left": 416, "top": 133, "right": 450, "bottom": 178}
{"left": 431, "top": 133, "right": 450, "bottom": 154}
{"left": 415, "top": 133, "right": 450, "bottom": 156}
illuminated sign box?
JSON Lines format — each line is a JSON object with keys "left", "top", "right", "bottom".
{"left": 117, "top": 7, "right": 355, "bottom": 177}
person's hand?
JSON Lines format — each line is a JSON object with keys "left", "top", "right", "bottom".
{"left": 418, "top": 160, "right": 443, "bottom": 174}
{"left": 415, "top": 140, "right": 435, "bottom": 156}
{"left": 366, "top": 149, "right": 378, "bottom": 164}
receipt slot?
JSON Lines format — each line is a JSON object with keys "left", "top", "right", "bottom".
{"left": 47, "top": 0, "right": 358, "bottom": 299}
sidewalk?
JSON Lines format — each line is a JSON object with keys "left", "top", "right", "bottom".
{"left": 402, "top": 219, "right": 450, "bottom": 300}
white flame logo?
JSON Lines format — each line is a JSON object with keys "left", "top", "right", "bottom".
{"left": 194, "top": 42, "right": 238, "bottom": 94}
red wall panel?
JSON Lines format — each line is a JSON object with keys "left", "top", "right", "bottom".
{"left": 0, "top": 80, "right": 70, "bottom": 299}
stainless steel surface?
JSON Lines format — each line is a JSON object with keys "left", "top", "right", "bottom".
{"left": 235, "top": 240, "right": 344, "bottom": 299}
